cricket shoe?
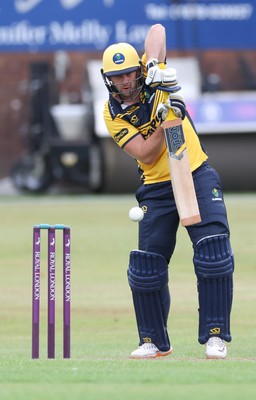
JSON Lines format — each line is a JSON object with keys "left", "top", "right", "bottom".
{"left": 206, "top": 337, "right": 227, "bottom": 359}
{"left": 130, "top": 343, "right": 172, "bottom": 359}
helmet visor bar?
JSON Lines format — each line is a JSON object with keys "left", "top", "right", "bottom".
{"left": 105, "top": 66, "right": 139, "bottom": 77}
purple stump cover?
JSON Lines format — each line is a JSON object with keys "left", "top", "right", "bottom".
{"left": 48, "top": 227, "right": 56, "bottom": 358}
{"left": 32, "top": 227, "right": 41, "bottom": 358}
{"left": 63, "top": 227, "right": 71, "bottom": 358}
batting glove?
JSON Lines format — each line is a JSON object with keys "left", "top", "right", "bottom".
{"left": 156, "top": 89, "right": 186, "bottom": 121}
{"left": 145, "top": 58, "right": 178, "bottom": 88}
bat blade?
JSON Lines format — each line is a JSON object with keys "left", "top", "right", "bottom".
{"left": 163, "top": 117, "right": 201, "bottom": 226}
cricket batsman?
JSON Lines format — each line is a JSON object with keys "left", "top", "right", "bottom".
{"left": 101, "top": 24, "right": 234, "bottom": 359}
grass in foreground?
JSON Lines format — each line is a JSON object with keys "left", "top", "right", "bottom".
{"left": 0, "top": 193, "right": 255, "bottom": 399}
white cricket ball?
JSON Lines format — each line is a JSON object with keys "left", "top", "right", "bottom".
{"left": 129, "top": 206, "right": 144, "bottom": 222}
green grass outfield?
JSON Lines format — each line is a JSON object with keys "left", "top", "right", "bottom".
{"left": 0, "top": 193, "right": 255, "bottom": 399}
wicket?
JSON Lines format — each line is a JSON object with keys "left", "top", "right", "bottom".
{"left": 32, "top": 224, "right": 71, "bottom": 359}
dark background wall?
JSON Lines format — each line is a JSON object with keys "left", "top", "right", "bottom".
{"left": 1, "top": 49, "right": 256, "bottom": 179}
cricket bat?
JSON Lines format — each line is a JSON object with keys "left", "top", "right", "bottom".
{"left": 162, "top": 117, "right": 201, "bottom": 226}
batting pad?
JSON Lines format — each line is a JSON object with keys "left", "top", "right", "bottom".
{"left": 128, "top": 250, "right": 171, "bottom": 352}
{"left": 193, "top": 235, "right": 234, "bottom": 344}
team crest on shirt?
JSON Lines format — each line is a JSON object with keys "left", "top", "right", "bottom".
{"left": 139, "top": 89, "right": 151, "bottom": 103}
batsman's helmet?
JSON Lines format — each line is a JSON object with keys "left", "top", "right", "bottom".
{"left": 101, "top": 43, "right": 143, "bottom": 101}
{"left": 102, "top": 43, "right": 141, "bottom": 76}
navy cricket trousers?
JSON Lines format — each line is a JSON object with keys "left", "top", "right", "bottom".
{"left": 135, "top": 162, "right": 230, "bottom": 263}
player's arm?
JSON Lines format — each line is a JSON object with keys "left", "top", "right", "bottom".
{"left": 123, "top": 126, "right": 166, "bottom": 165}
{"left": 105, "top": 107, "right": 166, "bottom": 165}
{"left": 145, "top": 23, "right": 166, "bottom": 63}
{"left": 144, "top": 24, "right": 177, "bottom": 87}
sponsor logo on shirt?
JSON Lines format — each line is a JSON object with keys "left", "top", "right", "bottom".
{"left": 114, "top": 128, "right": 128, "bottom": 143}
